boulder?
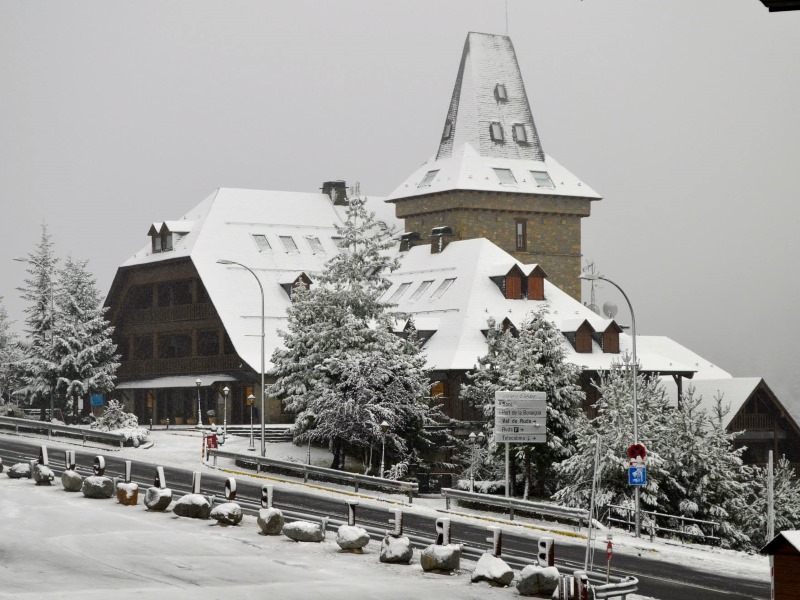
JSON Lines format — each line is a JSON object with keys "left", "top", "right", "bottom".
{"left": 336, "top": 524, "right": 370, "bottom": 551}
{"left": 61, "top": 469, "right": 83, "bottom": 492}
{"left": 420, "top": 544, "right": 461, "bottom": 573}
{"left": 257, "top": 507, "right": 284, "bottom": 535}
{"left": 144, "top": 486, "right": 173, "bottom": 511}
{"left": 283, "top": 520, "right": 326, "bottom": 543}
{"left": 471, "top": 553, "right": 514, "bottom": 587}
{"left": 379, "top": 535, "right": 414, "bottom": 564}
{"left": 517, "top": 565, "right": 560, "bottom": 597}
{"left": 116, "top": 482, "right": 139, "bottom": 506}
{"left": 7, "top": 462, "right": 31, "bottom": 479}
{"left": 33, "top": 464, "right": 55, "bottom": 486}
{"left": 82, "top": 476, "right": 114, "bottom": 499}
{"left": 211, "top": 502, "right": 243, "bottom": 526}
{"left": 172, "top": 493, "right": 211, "bottom": 519}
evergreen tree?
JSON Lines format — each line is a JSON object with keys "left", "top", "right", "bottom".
{"left": 16, "top": 223, "right": 60, "bottom": 419}
{"left": 55, "top": 256, "right": 119, "bottom": 420}
{"left": 270, "top": 187, "right": 435, "bottom": 472}
{"left": 0, "top": 297, "right": 24, "bottom": 404}
{"left": 743, "top": 456, "right": 800, "bottom": 549}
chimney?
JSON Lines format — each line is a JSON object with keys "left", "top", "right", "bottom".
{"left": 430, "top": 226, "right": 453, "bottom": 254}
{"left": 322, "top": 180, "right": 348, "bottom": 205}
{"left": 400, "top": 232, "right": 421, "bottom": 252}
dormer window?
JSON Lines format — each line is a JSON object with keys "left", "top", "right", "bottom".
{"left": 495, "top": 83, "right": 507, "bottom": 101}
{"left": 563, "top": 320, "right": 595, "bottom": 354}
{"left": 279, "top": 236, "right": 299, "bottom": 253}
{"left": 418, "top": 170, "right": 439, "bottom": 188}
{"left": 442, "top": 120, "right": 452, "bottom": 140}
{"left": 493, "top": 168, "right": 517, "bottom": 185}
{"left": 526, "top": 265, "right": 547, "bottom": 301}
{"left": 513, "top": 124, "right": 528, "bottom": 143}
{"left": 490, "top": 122, "right": 504, "bottom": 142}
{"left": 531, "top": 170, "right": 555, "bottom": 188}
{"left": 599, "top": 321, "right": 622, "bottom": 354}
{"left": 280, "top": 273, "right": 312, "bottom": 300}
{"left": 504, "top": 265, "right": 525, "bottom": 299}
{"left": 252, "top": 234, "right": 271, "bottom": 252}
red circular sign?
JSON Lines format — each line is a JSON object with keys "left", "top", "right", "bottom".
{"left": 627, "top": 444, "right": 647, "bottom": 460}
{"left": 606, "top": 541, "right": 613, "bottom": 560}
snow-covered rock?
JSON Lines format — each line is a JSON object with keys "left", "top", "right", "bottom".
{"left": 172, "top": 493, "right": 211, "bottom": 519}
{"left": 517, "top": 565, "right": 560, "bottom": 597}
{"left": 7, "top": 462, "right": 31, "bottom": 479}
{"left": 336, "top": 524, "right": 370, "bottom": 551}
{"left": 82, "top": 476, "right": 114, "bottom": 498}
{"left": 257, "top": 507, "right": 284, "bottom": 535}
{"left": 144, "top": 486, "right": 172, "bottom": 511}
{"left": 470, "top": 553, "right": 514, "bottom": 587}
{"left": 420, "top": 544, "right": 461, "bottom": 573}
{"left": 33, "top": 464, "right": 55, "bottom": 485}
{"left": 61, "top": 469, "right": 82, "bottom": 492}
{"left": 210, "top": 502, "right": 243, "bottom": 525}
{"left": 379, "top": 535, "right": 413, "bottom": 564}
{"left": 283, "top": 520, "right": 326, "bottom": 542}
{"left": 116, "top": 482, "right": 139, "bottom": 506}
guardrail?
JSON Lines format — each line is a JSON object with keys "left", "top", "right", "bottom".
{"left": 0, "top": 416, "right": 126, "bottom": 448}
{"left": 590, "top": 574, "right": 639, "bottom": 599}
{"left": 207, "top": 448, "right": 418, "bottom": 502}
{"left": 604, "top": 503, "right": 720, "bottom": 545}
{"left": 440, "top": 488, "right": 590, "bottom": 527}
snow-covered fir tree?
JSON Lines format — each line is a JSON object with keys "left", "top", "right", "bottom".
{"left": 55, "top": 256, "right": 119, "bottom": 419}
{"left": 743, "top": 455, "right": 800, "bottom": 549}
{"left": 16, "top": 223, "right": 60, "bottom": 419}
{"left": 461, "top": 307, "right": 585, "bottom": 498}
{"left": 270, "top": 187, "right": 438, "bottom": 472}
{"left": 0, "top": 297, "right": 23, "bottom": 404}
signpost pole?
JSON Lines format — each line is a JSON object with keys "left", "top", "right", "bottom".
{"left": 505, "top": 442, "right": 510, "bottom": 498}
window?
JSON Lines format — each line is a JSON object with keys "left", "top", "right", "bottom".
{"left": 430, "top": 278, "right": 456, "bottom": 299}
{"left": 531, "top": 170, "right": 555, "bottom": 188}
{"left": 490, "top": 122, "right": 504, "bottom": 142}
{"left": 197, "top": 330, "right": 220, "bottom": 357}
{"left": 279, "top": 236, "right": 299, "bottom": 253}
{"left": 410, "top": 280, "right": 434, "bottom": 300}
{"left": 418, "top": 170, "right": 439, "bottom": 188}
{"left": 331, "top": 236, "right": 345, "bottom": 250}
{"left": 133, "top": 335, "right": 153, "bottom": 360}
{"left": 515, "top": 219, "right": 527, "bottom": 251}
{"left": 306, "top": 236, "right": 324, "bottom": 254}
{"left": 493, "top": 168, "right": 517, "bottom": 185}
{"left": 442, "top": 120, "right": 452, "bottom": 140}
{"left": 430, "top": 380, "right": 449, "bottom": 399}
{"left": 495, "top": 83, "right": 507, "bottom": 101}
{"left": 389, "top": 282, "right": 411, "bottom": 302}
{"left": 151, "top": 236, "right": 161, "bottom": 254}
{"left": 513, "top": 124, "right": 527, "bottom": 143}
{"left": 158, "top": 333, "right": 192, "bottom": 359}
{"left": 252, "top": 234, "right": 271, "bottom": 252}
{"left": 157, "top": 281, "right": 192, "bottom": 307}
{"left": 160, "top": 233, "right": 173, "bottom": 252}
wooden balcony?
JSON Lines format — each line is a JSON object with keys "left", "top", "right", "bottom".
{"left": 124, "top": 303, "right": 218, "bottom": 325}
{"left": 729, "top": 413, "right": 775, "bottom": 431}
{"left": 117, "top": 354, "right": 245, "bottom": 378}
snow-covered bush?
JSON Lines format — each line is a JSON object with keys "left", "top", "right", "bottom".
{"left": 89, "top": 399, "right": 150, "bottom": 446}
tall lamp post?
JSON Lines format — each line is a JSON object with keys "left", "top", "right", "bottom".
{"left": 579, "top": 272, "right": 641, "bottom": 538}
{"left": 468, "top": 431, "right": 485, "bottom": 493}
{"left": 217, "top": 259, "right": 266, "bottom": 457}
{"left": 247, "top": 393, "right": 256, "bottom": 451}
{"left": 13, "top": 257, "right": 56, "bottom": 421}
{"left": 379, "top": 420, "right": 389, "bottom": 478}
{"left": 195, "top": 378, "right": 203, "bottom": 427}
{"left": 222, "top": 386, "right": 229, "bottom": 444}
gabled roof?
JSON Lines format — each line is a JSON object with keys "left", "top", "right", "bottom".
{"left": 761, "top": 531, "right": 800, "bottom": 555}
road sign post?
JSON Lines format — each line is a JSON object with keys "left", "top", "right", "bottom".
{"left": 606, "top": 534, "right": 613, "bottom": 584}
{"left": 494, "top": 391, "right": 546, "bottom": 497}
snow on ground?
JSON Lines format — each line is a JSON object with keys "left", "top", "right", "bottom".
{"left": 0, "top": 427, "right": 769, "bottom": 600}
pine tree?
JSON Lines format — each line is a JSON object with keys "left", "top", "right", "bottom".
{"left": 270, "top": 187, "right": 434, "bottom": 472}
{"left": 0, "top": 297, "right": 24, "bottom": 404}
{"left": 16, "top": 223, "right": 60, "bottom": 419}
{"left": 743, "top": 456, "right": 800, "bottom": 549}
{"left": 55, "top": 256, "right": 119, "bottom": 420}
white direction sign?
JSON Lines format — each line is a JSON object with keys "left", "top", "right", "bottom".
{"left": 494, "top": 391, "right": 547, "bottom": 444}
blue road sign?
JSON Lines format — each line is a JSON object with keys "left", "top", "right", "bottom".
{"left": 90, "top": 394, "right": 104, "bottom": 407}
{"left": 628, "top": 466, "right": 647, "bottom": 486}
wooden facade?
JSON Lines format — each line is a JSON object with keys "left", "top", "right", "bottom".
{"left": 762, "top": 532, "right": 800, "bottom": 600}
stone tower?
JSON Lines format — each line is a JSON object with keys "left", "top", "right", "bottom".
{"left": 386, "top": 32, "right": 601, "bottom": 300}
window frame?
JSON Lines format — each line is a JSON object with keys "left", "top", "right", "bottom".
{"left": 490, "top": 122, "right": 504, "bottom": 142}
{"left": 430, "top": 278, "right": 456, "bottom": 299}
{"left": 493, "top": 168, "right": 517, "bottom": 185}
{"left": 531, "top": 170, "right": 555, "bottom": 188}
{"left": 494, "top": 83, "right": 507, "bottom": 101}
{"left": 279, "top": 235, "right": 299, "bottom": 253}
{"left": 513, "top": 123, "right": 528, "bottom": 143}
{"left": 515, "top": 219, "right": 527, "bottom": 251}
{"left": 418, "top": 169, "right": 440, "bottom": 188}
{"left": 410, "top": 280, "right": 434, "bottom": 300}
{"left": 252, "top": 234, "right": 271, "bottom": 252}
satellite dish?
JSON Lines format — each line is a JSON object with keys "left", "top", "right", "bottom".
{"left": 602, "top": 301, "right": 618, "bottom": 319}
{"left": 587, "top": 304, "right": 600, "bottom": 315}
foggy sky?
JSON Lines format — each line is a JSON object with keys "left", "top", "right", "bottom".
{"left": 2, "top": 1, "right": 798, "bottom": 417}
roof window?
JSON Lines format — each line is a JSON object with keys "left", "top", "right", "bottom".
{"left": 279, "top": 236, "right": 299, "bottom": 253}
{"left": 531, "top": 171, "right": 555, "bottom": 188}
{"left": 331, "top": 236, "right": 345, "bottom": 250}
{"left": 495, "top": 84, "right": 507, "bottom": 101}
{"left": 388, "top": 282, "right": 411, "bottom": 302}
{"left": 410, "top": 280, "right": 434, "bottom": 300}
{"left": 490, "top": 122, "right": 504, "bottom": 142}
{"left": 513, "top": 124, "right": 528, "bottom": 143}
{"left": 418, "top": 170, "right": 439, "bottom": 188}
{"left": 442, "top": 120, "right": 452, "bottom": 140}
{"left": 493, "top": 168, "right": 517, "bottom": 185}
{"left": 252, "top": 234, "right": 271, "bottom": 252}
{"left": 430, "top": 278, "right": 456, "bottom": 299}
{"left": 306, "top": 236, "right": 324, "bottom": 254}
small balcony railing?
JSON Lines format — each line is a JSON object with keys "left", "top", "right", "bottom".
{"left": 117, "top": 354, "right": 244, "bottom": 378}
{"left": 125, "top": 303, "right": 218, "bottom": 325}
{"left": 729, "top": 413, "right": 774, "bottom": 431}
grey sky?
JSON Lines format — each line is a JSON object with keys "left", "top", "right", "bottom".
{"left": 2, "top": 1, "right": 798, "bottom": 416}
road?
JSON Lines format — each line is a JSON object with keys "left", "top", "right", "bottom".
{"left": 0, "top": 437, "right": 769, "bottom": 599}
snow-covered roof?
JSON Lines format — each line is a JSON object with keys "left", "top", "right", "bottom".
{"left": 663, "top": 378, "right": 763, "bottom": 429}
{"left": 384, "top": 238, "right": 700, "bottom": 374}
{"left": 762, "top": 530, "right": 800, "bottom": 555}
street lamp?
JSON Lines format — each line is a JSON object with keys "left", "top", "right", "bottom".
{"left": 13, "top": 256, "right": 56, "bottom": 421}
{"left": 195, "top": 378, "right": 203, "bottom": 427}
{"left": 217, "top": 259, "right": 266, "bottom": 457}
{"left": 579, "top": 272, "right": 641, "bottom": 538}
{"left": 468, "top": 431, "right": 485, "bottom": 493}
{"left": 379, "top": 420, "right": 390, "bottom": 478}
{"left": 247, "top": 394, "right": 256, "bottom": 451}
{"left": 222, "top": 386, "right": 229, "bottom": 444}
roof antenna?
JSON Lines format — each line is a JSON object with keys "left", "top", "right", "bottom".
{"left": 583, "top": 260, "right": 601, "bottom": 315}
